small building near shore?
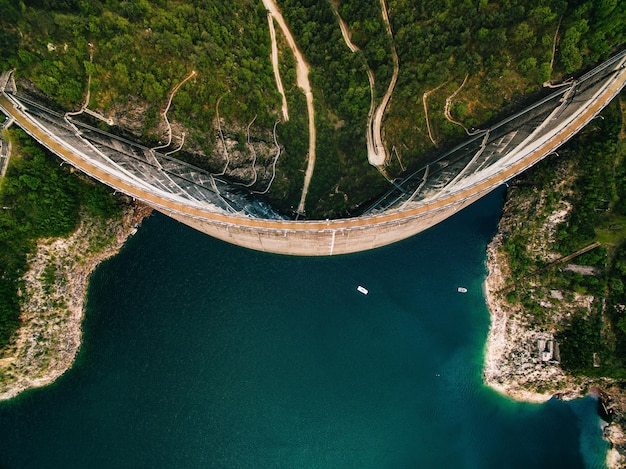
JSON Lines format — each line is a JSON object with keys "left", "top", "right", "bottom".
{"left": 537, "top": 338, "right": 559, "bottom": 363}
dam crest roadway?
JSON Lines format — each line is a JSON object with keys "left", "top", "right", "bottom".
{"left": 1, "top": 51, "right": 626, "bottom": 256}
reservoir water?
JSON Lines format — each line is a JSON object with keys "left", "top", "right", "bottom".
{"left": 0, "top": 190, "right": 609, "bottom": 468}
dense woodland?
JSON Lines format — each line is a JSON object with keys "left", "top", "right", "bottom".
{"left": 0, "top": 0, "right": 624, "bottom": 216}
{"left": 0, "top": 129, "right": 123, "bottom": 349}
{"left": 500, "top": 96, "right": 626, "bottom": 377}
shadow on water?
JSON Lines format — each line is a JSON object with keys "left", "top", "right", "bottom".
{"left": 0, "top": 187, "right": 608, "bottom": 468}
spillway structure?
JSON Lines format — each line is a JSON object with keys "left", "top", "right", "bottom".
{"left": 1, "top": 50, "right": 625, "bottom": 255}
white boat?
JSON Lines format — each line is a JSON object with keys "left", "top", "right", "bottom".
{"left": 457, "top": 287, "right": 468, "bottom": 293}
{"left": 357, "top": 285, "right": 369, "bottom": 295}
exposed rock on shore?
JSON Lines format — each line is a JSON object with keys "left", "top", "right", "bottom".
{"left": 0, "top": 202, "right": 152, "bottom": 401}
{"left": 107, "top": 94, "right": 280, "bottom": 191}
{"left": 483, "top": 173, "right": 626, "bottom": 467}
{"left": 484, "top": 228, "right": 596, "bottom": 401}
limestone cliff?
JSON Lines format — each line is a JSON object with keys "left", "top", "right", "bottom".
{"left": 0, "top": 202, "right": 151, "bottom": 400}
{"left": 483, "top": 152, "right": 626, "bottom": 467}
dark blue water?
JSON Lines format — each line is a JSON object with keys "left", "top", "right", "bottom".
{"left": 0, "top": 190, "right": 608, "bottom": 468}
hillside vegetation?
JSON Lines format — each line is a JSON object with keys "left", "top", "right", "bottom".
{"left": 0, "top": 129, "right": 123, "bottom": 349}
{"left": 496, "top": 94, "right": 626, "bottom": 377}
{"left": 0, "top": 0, "right": 624, "bottom": 217}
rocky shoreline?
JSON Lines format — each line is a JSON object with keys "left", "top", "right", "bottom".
{"left": 483, "top": 201, "right": 626, "bottom": 468}
{"left": 0, "top": 201, "right": 152, "bottom": 401}
{"left": 483, "top": 230, "right": 587, "bottom": 402}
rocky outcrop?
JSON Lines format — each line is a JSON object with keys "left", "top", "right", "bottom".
{"left": 598, "top": 385, "right": 626, "bottom": 468}
{"left": 484, "top": 229, "right": 598, "bottom": 401}
{"left": 107, "top": 96, "right": 282, "bottom": 191}
{"left": 483, "top": 169, "right": 626, "bottom": 468}
{"left": 0, "top": 202, "right": 152, "bottom": 401}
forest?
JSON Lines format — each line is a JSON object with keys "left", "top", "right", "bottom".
{"left": 498, "top": 96, "right": 626, "bottom": 377}
{"left": 0, "top": 129, "right": 123, "bottom": 349}
{"left": 0, "top": 0, "right": 623, "bottom": 217}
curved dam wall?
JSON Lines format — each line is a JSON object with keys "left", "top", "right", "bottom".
{"left": 1, "top": 52, "right": 625, "bottom": 256}
{"left": 164, "top": 193, "right": 480, "bottom": 256}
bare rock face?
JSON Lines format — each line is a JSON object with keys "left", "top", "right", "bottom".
{"left": 483, "top": 231, "right": 579, "bottom": 402}
{"left": 0, "top": 202, "right": 152, "bottom": 401}
{"left": 111, "top": 98, "right": 151, "bottom": 136}
{"left": 600, "top": 385, "right": 626, "bottom": 469}
{"left": 482, "top": 162, "right": 626, "bottom": 468}
{"left": 108, "top": 100, "right": 281, "bottom": 192}
{"left": 211, "top": 117, "right": 278, "bottom": 189}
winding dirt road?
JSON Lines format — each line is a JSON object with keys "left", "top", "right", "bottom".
{"left": 331, "top": 0, "right": 399, "bottom": 167}
{"left": 261, "top": 0, "right": 316, "bottom": 215}
{"left": 266, "top": 13, "right": 289, "bottom": 122}
{"left": 153, "top": 70, "right": 196, "bottom": 151}
{"left": 370, "top": 0, "right": 399, "bottom": 166}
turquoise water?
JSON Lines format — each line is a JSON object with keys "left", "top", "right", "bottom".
{"left": 0, "top": 190, "right": 609, "bottom": 468}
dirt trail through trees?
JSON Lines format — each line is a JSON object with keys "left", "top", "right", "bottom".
{"left": 423, "top": 81, "right": 447, "bottom": 146}
{"left": 266, "top": 13, "right": 289, "bottom": 122}
{"left": 444, "top": 74, "right": 483, "bottom": 136}
{"left": 371, "top": 0, "right": 399, "bottom": 166}
{"left": 262, "top": 0, "right": 316, "bottom": 215}
{"left": 152, "top": 70, "right": 196, "bottom": 152}
{"left": 65, "top": 45, "right": 114, "bottom": 126}
{"left": 331, "top": 0, "right": 398, "bottom": 167}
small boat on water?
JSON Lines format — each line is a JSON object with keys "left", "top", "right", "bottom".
{"left": 457, "top": 287, "right": 468, "bottom": 293}
{"left": 357, "top": 285, "right": 369, "bottom": 295}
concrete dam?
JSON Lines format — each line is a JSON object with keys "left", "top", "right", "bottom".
{"left": 1, "top": 50, "right": 625, "bottom": 255}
